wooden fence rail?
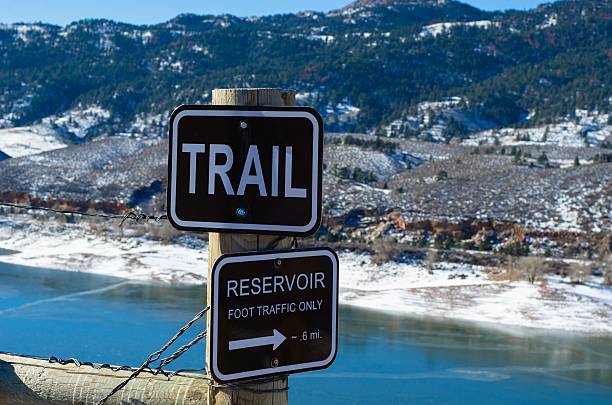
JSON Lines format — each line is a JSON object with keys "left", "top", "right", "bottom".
{"left": 0, "top": 354, "right": 209, "bottom": 404}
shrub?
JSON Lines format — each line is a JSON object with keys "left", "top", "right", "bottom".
{"left": 372, "top": 239, "right": 400, "bottom": 265}
{"left": 344, "top": 135, "right": 397, "bottom": 153}
{"left": 436, "top": 170, "right": 449, "bottom": 181}
{"left": 568, "top": 265, "right": 591, "bottom": 285}
{"left": 603, "top": 255, "right": 612, "bottom": 286}
{"left": 425, "top": 249, "right": 437, "bottom": 274}
{"left": 516, "top": 256, "right": 544, "bottom": 284}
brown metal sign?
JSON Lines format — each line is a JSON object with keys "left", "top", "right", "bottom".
{"left": 167, "top": 105, "right": 323, "bottom": 236}
{"left": 209, "top": 248, "right": 339, "bottom": 382}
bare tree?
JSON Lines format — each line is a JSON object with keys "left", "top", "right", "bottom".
{"left": 426, "top": 249, "right": 437, "bottom": 274}
{"left": 516, "top": 256, "right": 544, "bottom": 284}
{"left": 603, "top": 255, "right": 612, "bottom": 286}
{"left": 372, "top": 238, "right": 399, "bottom": 265}
{"left": 568, "top": 264, "right": 591, "bottom": 285}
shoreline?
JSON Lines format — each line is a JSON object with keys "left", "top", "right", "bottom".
{"left": 1, "top": 216, "right": 611, "bottom": 336}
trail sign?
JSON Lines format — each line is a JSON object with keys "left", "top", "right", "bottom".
{"left": 209, "top": 248, "right": 338, "bottom": 382}
{"left": 167, "top": 105, "right": 324, "bottom": 236}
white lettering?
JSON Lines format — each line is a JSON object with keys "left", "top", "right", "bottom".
{"left": 315, "top": 272, "right": 325, "bottom": 289}
{"left": 182, "top": 144, "right": 206, "bottom": 194}
{"left": 251, "top": 277, "right": 261, "bottom": 295}
{"left": 271, "top": 145, "right": 279, "bottom": 197}
{"left": 227, "top": 280, "right": 238, "bottom": 298}
{"left": 285, "top": 146, "right": 307, "bottom": 198}
{"left": 208, "top": 144, "right": 235, "bottom": 195}
{"left": 296, "top": 273, "right": 309, "bottom": 290}
{"left": 182, "top": 144, "right": 311, "bottom": 199}
{"left": 240, "top": 278, "right": 248, "bottom": 296}
{"left": 285, "top": 274, "right": 296, "bottom": 291}
{"left": 228, "top": 306, "right": 254, "bottom": 319}
{"left": 225, "top": 272, "right": 326, "bottom": 297}
{"left": 262, "top": 276, "right": 272, "bottom": 294}
{"left": 274, "top": 275, "right": 285, "bottom": 292}
{"left": 237, "top": 145, "right": 267, "bottom": 196}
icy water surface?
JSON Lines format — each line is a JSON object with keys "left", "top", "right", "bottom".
{"left": 0, "top": 261, "right": 611, "bottom": 404}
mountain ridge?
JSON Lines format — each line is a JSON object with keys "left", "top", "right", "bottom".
{"left": 0, "top": 0, "right": 609, "bottom": 143}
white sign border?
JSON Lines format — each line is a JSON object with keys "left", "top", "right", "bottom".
{"left": 169, "top": 109, "right": 321, "bottom": 233}
{"left": 211, "top": 248, "right": 338, "bottom": 382}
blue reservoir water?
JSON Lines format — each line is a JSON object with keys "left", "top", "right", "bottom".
{"left": 0, "top": 261, "right": 610, "bottom": 404}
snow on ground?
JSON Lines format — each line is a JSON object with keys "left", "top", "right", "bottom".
{"left": 418, "top": 21, "right": 495, "bottom": 39}
{"left": 338, "top": 250, "right": 612, "bottom": 335}
{"left": 295, "top": 91, "right": 321, "bottom": 104}
{"left": 0, "top": 125, "right": 67, "bottom": 158}
{"left": 121, "top": 29, "right": 154, "bottom": 45}
{"left": 538, "top": 13, "right": 558, "bottom": 29}
{"left": 384, "top": 97, "right": 496, "bottom": 139}
{"left": 326, "top": 100, "right": 360, "bottom": 124}
{"left": 463, "top": 111, "right": 611, "bottom": 148}
{"left": 129, "top": 112, "right": 167, "bottom": 137}
{"left": 325, "top": 145, "right": 407, "bottom": 180}
{"left": 0, "top": 218, "right": 207, "bottom": 284}
{"left": 307, "top": 34, "right": 335, "bottom": 43}
{"left": 2, "top": 23, "right": 50, "bottom": 42}
{"left": 42, "top": 105, "right": 111, "bottom": 138}
{"left": 0, "top": 216, "right": 610, "bottom": 335}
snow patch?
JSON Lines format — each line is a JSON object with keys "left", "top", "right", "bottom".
{"left": 0, "top": 125, "right": 67, "bottom": 158}
{"left": 538, "top": 13, "right": 558, "bottom": 29}
{"left": 463, "top": 110, "right": 611, "bottom": 148}
{"left": 307, "top": 34, "right": 335, "bottom": 44}
{"left": 43, "top": 105, "right": 111, "bottom": 139}
{"left": 418, "top": 21, "right": 495, "bottom": 39}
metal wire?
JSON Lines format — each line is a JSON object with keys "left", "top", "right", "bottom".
{"left": 0, "top": 350, "right": 142, "bottom": 373}
{"left": 154, "top": 330, "right": 207, "bottom": 373}
{"left": 0, "top": 202, "right": 168, "bottom": 226}
{"left": 0, "top": 202, "right": 124, "bottom": 219}
{"left": 97, "top": 306, "right": 210, "bottom": 404}
{"left": 1, "top": 201, "right": 521, "bottom": 228}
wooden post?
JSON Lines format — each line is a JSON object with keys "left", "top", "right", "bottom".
{"left": 0, "top": 354, "right": 209, "bottom": 404}
{"left": 206, "top": 88, "right": 293, "bottom": 405}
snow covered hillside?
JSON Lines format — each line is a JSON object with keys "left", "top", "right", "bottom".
{"left": 463, "top": 110, "right": 612, "bottom": 148}
{"left": 0, "top": 125, "right": 67, "bottom": 158}
{"left": 418, "top": 20, "right": 495, "bottom": 39}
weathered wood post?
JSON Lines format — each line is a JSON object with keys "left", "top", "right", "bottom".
{"left": 206, "top": 88, "right": 293, "bottom": 405}
{"left": 0, "top": 353, "right": 209, "bottom": 404}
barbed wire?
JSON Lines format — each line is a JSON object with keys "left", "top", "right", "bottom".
{"left": 95, "top": 305, "right": 287, "bottom": 404}
{"left": 1, "top": 201, "right": 524, "bottom": 230}
{"left": 97, "top": 306, "right": 209, "bottom": 404}
{"left": 0, "top": 349, "right": 287, "bottom": 390}
{"left": 154, "top": 330, "right": 207, "bottom": 372}
{"left": 0, "top": 202, "right": 167, "bottom": 227}
{"left": 0, "top": 350, "right": 142, "bottom": 373}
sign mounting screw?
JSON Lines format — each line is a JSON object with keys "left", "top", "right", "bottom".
{"left": 274, "top": 259, "right": 282, "bottom": 269}
{"left": 235, "top": 208, "right": 247, "bottom": 219}
{"left": 240, "top": 121, "right": 248, "bottom": 129}
{"left": 271, "top": 358, "right": 279, "bottom": 368}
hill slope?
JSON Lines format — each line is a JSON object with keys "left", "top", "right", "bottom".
{"left": 0, "top": 0, "right": 609, "bottom": 141}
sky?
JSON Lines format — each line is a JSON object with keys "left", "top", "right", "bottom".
{"left": 0, "top": 1, "right": 556, "bottom": 26}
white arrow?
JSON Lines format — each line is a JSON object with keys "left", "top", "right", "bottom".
{"left": 229, "top": 329, "right": 286, "bottom": 351}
